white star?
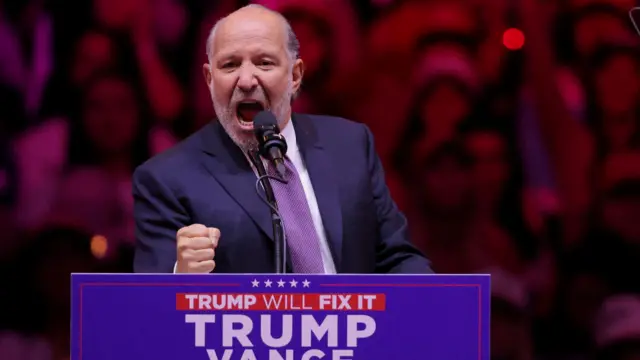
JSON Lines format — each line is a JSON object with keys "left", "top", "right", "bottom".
{"left": 277, "top": 279, "right": 285, "bottom": 287}
{"left": 302, "top": 279, "right": 311, "bottom": 288}
{"left": 264, "top": 279, "right": 272, "bottom": 287}
{"left": 289, "top": 279, "right": 298, "bottom": 288}
{"left": 251, "top": 279, "right": 260, "bottom": 287}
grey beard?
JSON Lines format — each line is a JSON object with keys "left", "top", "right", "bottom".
{"left": 212, "top": 105, "right": 253, "bottom": 151}
{"left": 219, "top": 119, "right": 258, "bottom": 152}
{"left": 242, "top": 140, "right": 259, "bottom": 153}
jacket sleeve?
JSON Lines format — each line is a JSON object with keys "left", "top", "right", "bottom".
{"left": 132, "top": 165, "right": 190, "bottom": 273}
{"left": 362, "top": 124, "right": 434, "bottom": 274}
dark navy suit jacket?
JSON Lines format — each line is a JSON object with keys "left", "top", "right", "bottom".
{"left": 132, "top": 114, "right": 433, "bottom": 274}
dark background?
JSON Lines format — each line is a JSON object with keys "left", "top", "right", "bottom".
{"left": 0, "top": 0, "right": 639, "bottom": 359}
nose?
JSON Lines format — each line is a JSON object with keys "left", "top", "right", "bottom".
{"left": 236, "top": 64, "right": 258, "bottom": 92}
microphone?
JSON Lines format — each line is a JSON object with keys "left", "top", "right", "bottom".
{"left": 253, "top": 111, "right": 288, "bottom": 179}
{"left": 250, "top": 110, "right": 288, "bottom": 274}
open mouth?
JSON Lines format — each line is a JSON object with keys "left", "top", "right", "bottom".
{"left": 236, "top": 101, "right": 265, "bottom": 128}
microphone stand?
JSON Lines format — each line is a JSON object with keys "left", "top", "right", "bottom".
{"left": 249, "top": 151, "right": 286, "bottom": 274}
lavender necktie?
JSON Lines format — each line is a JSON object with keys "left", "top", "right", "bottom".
{"left": 266, "top": 157, "right": 325, "bottom": 273}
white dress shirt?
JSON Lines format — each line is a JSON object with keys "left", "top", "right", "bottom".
{"left": 174, "top": 119, "right": 337, "bottom": 274}
{"left": 278, "top": 119, "right": 337, "bottom": 274}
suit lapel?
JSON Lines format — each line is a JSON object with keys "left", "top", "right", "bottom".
{"left": 197, "top": 118, "right": 344, "bottom": 271}
{"left": 293, "top": 114, "right": 344, "bottom": 270}
{"left": 197, "top": 122, "right": 274, "bottom": 241}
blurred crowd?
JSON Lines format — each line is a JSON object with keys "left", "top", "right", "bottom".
{"left": 0, "top": 0, "right": 639, "bottom": 359}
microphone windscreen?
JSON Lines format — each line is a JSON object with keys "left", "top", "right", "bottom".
{"left": 253, "top": 110, "right": 278, "bottom": 128}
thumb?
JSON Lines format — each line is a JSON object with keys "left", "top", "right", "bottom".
{"left": 208, "top": 227, "right": 220, "bottom": 248}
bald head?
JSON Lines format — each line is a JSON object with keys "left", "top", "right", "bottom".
{"left": 206, "top": 4, "right": 299, "bottom": 63}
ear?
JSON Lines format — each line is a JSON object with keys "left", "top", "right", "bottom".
{"left": 291, "top": 58, "right": 304, "bottom": 95}
{"left": 203, "top": 63, "right": 212, "bottom": 87}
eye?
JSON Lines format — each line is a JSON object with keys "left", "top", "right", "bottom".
{"left": 259, "top": 60, "right": 275, "bottom": 68}
{"left": 220, "top": 60, "right": 240, "bottom": 71}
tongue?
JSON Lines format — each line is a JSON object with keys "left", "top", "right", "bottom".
{"left": 237, "top": 103, "right": 263, "bottom": 123}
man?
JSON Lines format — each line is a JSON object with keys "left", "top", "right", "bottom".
{"left": 132, "top": 4, "right": 432, "bottom": 274}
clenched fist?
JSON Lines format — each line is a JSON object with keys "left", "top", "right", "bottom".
{"left": 176, "top": 224, "right": 219, "bottom": 273}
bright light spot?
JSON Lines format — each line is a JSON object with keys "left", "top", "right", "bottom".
{"left": 503, "top": 28, "right": 525, "bottom": 50}
{"left": 91, "top": 235, "right": 108, "bottom": 259}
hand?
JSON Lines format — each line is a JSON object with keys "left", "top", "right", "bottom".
{"left": 176, "top": 224, "right": 219, "bottom": 273}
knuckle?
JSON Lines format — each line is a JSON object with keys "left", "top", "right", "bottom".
{"left": 176, "top": 241, "right": 188, "bottom": 252}
{"left": 177, "top": 237, "right": 193, "bottom": 251}
{"left": 191, "top": 223, "right": 207, "bottom": 234}
{"left": 193, "top": 223, "right": 206, "bottom": 229}
{"left": 177, "top": 226, "right": 189, "bottom": 236}
{"left": 178, "top": 224, "right": 207, "bottom": 237}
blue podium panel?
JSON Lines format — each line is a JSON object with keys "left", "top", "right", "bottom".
{"left": 71, "top": 274, "right": 490, "bottom": 360}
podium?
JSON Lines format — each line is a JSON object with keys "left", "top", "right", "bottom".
{"left": 71, "top": 274, "right": 490, "bottom": 359}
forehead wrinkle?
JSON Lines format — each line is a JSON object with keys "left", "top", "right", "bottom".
{"left": 213, "top": 31, "right": 283, "bottom": 60}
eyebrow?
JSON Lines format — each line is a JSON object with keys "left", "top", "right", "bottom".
{"left": 215, "top": 48, "right": 282, "bottom": 62}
